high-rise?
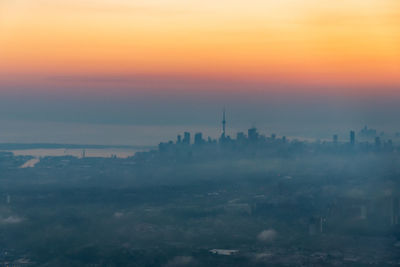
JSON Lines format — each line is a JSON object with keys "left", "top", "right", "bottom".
{"left": 350, "top": 131, "right": 355, "bottom": 145}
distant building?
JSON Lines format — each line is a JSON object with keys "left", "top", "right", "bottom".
{"left": 248, "top": 128, "right": 258, "bottom": 143}
{"left": 219, "top": 108, "right": 228, "bottom": 143}
{"left": 333, "top": 134, "right": 338, "bottom": 144}
{"left": 158, "top": 142, "right": 167, "bottom": 152}
{"left": 194, "top": 132, "right": 204, "bottom": 145}
{"left": 183, "top": 132, "right": 191, "bottom": 145}
{"left": 359, "top": 125, "right": 377, "bottom": 138}
{"left": 350, "top": 131, "right": 355, "bottom": 145}
{"left": 222, "top": 108, "right": 226, "bottom": 137}
{"left": 236, "top": 132, "right": 246, "bottom": 143}
{"left": 177, "top": 134, "right": 182, "bottom": 144}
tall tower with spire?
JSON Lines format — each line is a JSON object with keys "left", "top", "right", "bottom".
{"left": 222, "top": 108, "right": 226, "bottom": 139}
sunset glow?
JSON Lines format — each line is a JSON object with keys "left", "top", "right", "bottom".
{"left": 1, "top": 0, "right": 399, "bottom": 94}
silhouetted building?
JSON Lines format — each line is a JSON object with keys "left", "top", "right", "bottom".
{"left": 350, "top": 131, "right": 355, "bottom": 145}
{"left": 333, "top": 134, "right": 338, "bottom": 144}
{"left": 158, "top": 142, "right": 167, "bottom": 152}
{"left": 177, "top": 134, "right": 182, "bottom": 144}
{"left": 183, "top": 132, "right": 191, "bottom": 145}
{"left": 359, "top": 125, "right": 377, "bottom": 138}
{"left": 248, "top": 128, "right": 258, "bottom": 143}
{"left": 236, "top": 132, "right": 246, "bottom": 143}
{"left": 222, "top": 108, "right": 226, "bottom": 139}
{"left": 194, "top": 132, "right": 204, "bottom": 145}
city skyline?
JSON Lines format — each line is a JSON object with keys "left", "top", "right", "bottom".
{"left": 1, "top": 1, "right": 399, "bottom": 265}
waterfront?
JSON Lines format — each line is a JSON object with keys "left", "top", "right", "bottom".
{"left": 6, "top": 148, "right": 148, "bottom": 159}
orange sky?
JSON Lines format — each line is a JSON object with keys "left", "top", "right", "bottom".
{"left": 1, "top": 0, "right": 399, "bottom": 93}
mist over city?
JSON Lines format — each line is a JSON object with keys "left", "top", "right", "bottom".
{"left": 1, "top": 110, "right": 400, "bottom": 266}
{"left": 1, "top": 0, "right": 400, "bottom": 266}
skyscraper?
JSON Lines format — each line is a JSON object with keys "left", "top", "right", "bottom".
{"left": 248, "top": 127, "right": 258, "bottom": 143}
{"left": 236, "top": 132, "right": 246, "bottom": 142}
{"left": 221, "top": 108, "right": 226, "bottom": 139}
{"left": 350, "top": 131, "right": 355, "bottom": 145}
{"left": 194, "top": 132, "right": 204, "bottom": 145}
{"left": 183, "top": 132, "right": 191, "bottom": 145}
{"left": 333, "top": 134, "right": 338, "bottom": 144}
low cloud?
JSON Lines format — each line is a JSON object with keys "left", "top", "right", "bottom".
{"left": 0, "top": 216, "right": 24, "bottom": 224}
{"left": 114, "top": 212, "right": 124, "bottom": 218}
{"left": 257, "top": 229, "right": 277, "bottom": 243}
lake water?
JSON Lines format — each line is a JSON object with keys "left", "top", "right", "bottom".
{"left": 0, "top": 121, "right": 224, "bottom": 146}
{"left": 10, "top": 148, "right": 147, "bottom": 158}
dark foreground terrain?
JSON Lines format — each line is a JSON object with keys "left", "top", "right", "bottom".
{"left": 0, "top": 152, "right": 400, "bottom": 266}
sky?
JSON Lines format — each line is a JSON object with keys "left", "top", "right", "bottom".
{"left": 0, "top": 0, "right": 400, "bottom": 143}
